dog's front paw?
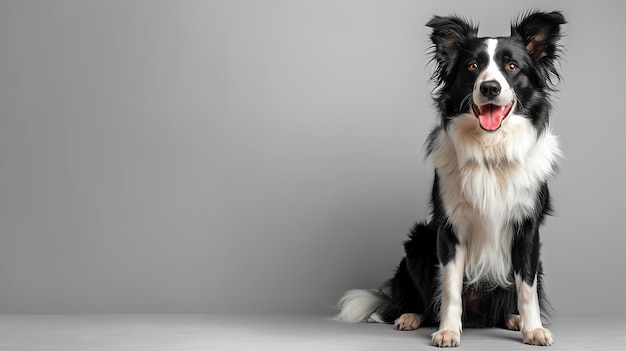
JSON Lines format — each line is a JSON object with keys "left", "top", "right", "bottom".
{"left": 432, "top": 330, "right": 460, "bottom": 347}
{"left": 523, "top": 328, "right": 553, "bottom": 346}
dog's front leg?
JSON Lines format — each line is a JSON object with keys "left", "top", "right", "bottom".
{"left": 513, "top": 216, "right": 553, "bottom": 346}
{"left": 432, "top": 228, "right": 466, "bottom": 348}
{"left": 515, "top": 273, "right": 552, "bottom": 346}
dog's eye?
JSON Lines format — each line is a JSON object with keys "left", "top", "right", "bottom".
{"left": 506, "top": 62, "right": 518, "bottom": 71}
{"left": 468, "top": 62, "right": 479, "bottom": 72}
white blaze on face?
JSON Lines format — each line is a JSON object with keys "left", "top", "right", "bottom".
{"left": 473, "top": 38, "right": 515, "bottom": 106}
{"left": 472, "top": 38, "right": 516, "bottom": 131}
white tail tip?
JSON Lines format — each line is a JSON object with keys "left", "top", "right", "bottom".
{"left": 333, "top": 289, "right": 383, "bottom": 323}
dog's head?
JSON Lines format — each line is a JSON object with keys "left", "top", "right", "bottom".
{"left": 427, "top": 11, "right": 566, "bottom": 133}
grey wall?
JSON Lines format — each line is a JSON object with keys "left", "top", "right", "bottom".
{"left": 0, "top": 0, "right": 624, "bottom": 315}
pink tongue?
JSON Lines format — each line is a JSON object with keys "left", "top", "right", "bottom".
{"left": 478, "top": 104, "right": 507, "bottom": 131}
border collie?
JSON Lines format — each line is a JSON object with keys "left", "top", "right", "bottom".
{"left": 335, "top": 11, "right": 566, "bottom": 347}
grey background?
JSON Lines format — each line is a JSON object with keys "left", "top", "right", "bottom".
{"left": 0, "top": 0, "right": 623, "bottom": 315}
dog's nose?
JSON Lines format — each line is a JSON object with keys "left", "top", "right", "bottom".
{"left": 479, "top": 80, "right": 501, "bottom": 98}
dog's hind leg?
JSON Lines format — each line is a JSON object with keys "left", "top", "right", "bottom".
{"left": 394, "top": 313, "right": 423, "bottom": 331}
{"left": 505, "top": 314, "right": 521, "bottom": 331}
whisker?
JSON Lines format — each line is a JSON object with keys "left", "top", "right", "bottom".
{"left": 512, "top": 91, "right": 524, "bottom": 111}
{"left": 459, "top": 93, "right": 473, "bottom": 112}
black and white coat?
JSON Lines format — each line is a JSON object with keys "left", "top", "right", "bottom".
{"left": 336, "top": 11, "right": 566, "bottom": 347}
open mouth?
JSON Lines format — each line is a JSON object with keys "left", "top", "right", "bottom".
{"left": 471, "top": 103, "right": 514, "bottom": 131}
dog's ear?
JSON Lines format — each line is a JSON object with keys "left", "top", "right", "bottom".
{"left": 511, "top": 11, "right": 566, "bottom": 61}
{"left": 427, "top": 15, "right": 478, "bottom": 69}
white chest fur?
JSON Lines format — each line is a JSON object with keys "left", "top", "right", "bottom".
{"left": 429, "top": 113, "right": 560, "bottom": 287}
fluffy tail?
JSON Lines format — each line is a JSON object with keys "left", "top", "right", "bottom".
{"left": 333, "top": 221, "right": 438, "bottom": 324}
{"left": 333, "top": 289, "right": 388, "bottom": 323}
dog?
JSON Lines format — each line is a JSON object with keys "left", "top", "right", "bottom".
{"left": 335, "top": 11, "right": 566, "bottom": 347}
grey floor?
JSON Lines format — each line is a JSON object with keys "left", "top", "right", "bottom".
{"left": 0, "top": 314, "right": 623, "bottom": 351}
